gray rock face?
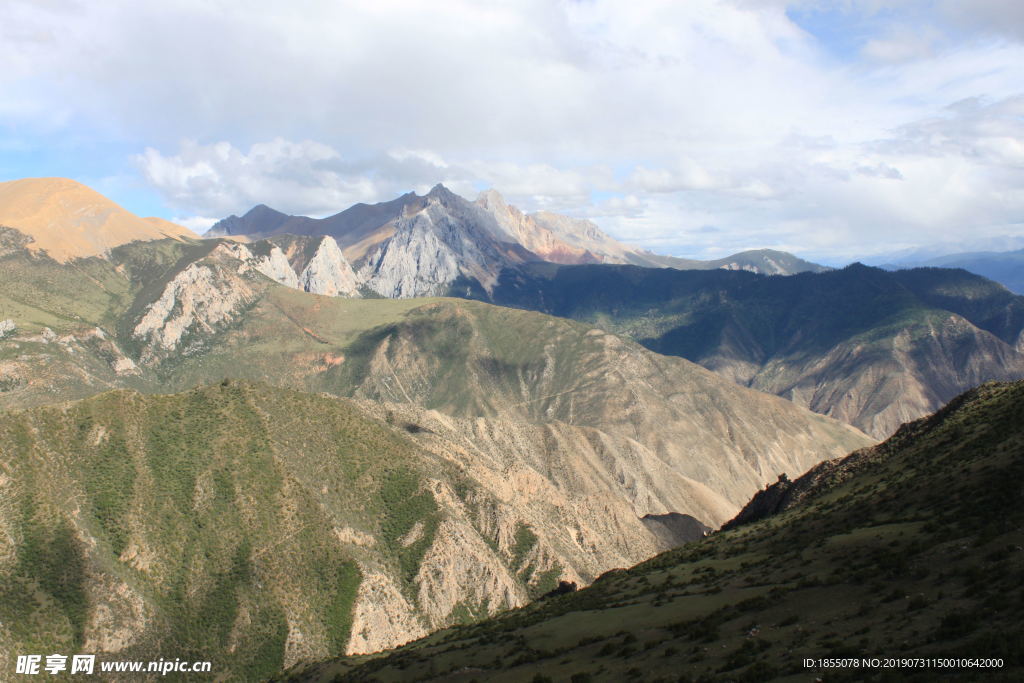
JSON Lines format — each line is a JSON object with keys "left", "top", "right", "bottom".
{"left": 131, "top": 238, "right": 364, "bottom": 360}
{"left": 252, "top": 245, "right": 300, "bottom": 289}
{"left": 298, "top": 236, "right": 359, "bottom": 297}
{"left": 360, "top": 211, "right": 461, "bottom": 298}
{"left": 204, "top": 236, "right": 361, "bottom": 298}
{"left": 0, "top": 319, "right": 15, "bottom": 338}
{"left": 360, "top": 186, "right": 519, "bottom": 298}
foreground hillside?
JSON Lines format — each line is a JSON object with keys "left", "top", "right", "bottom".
{"left": 287, "top": 381, "right": 1024, "bottom": 682}
{"left": 494, "top": 262, "right": 1024, "bottom": 438}
{"left": 0, "top": 380, "right": 732, "bottom": 679}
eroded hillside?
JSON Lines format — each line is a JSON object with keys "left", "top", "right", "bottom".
{"left": 286, "top": 380, "right": 1024, "bottom": 682}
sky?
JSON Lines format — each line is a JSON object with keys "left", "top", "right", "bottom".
{"left": 1, "top": 0, "right": 1023, "bottom": 264}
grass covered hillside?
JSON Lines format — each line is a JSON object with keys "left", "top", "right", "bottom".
{"left": 0, "top": 377, "right": 862, "bottom": 681}
{"left": 493, "top": 262, "right": 1024, "bottom": 438}
{"left": 286, "top": 381, "right": 1024, "bottom": 682}
{"left": 0, "top": 232, "right": 427, "bottom": 410}
{"left": 0, "top": 381, "right": 570, "bottom": 679}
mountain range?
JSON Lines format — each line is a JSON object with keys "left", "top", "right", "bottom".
{"left": 4, "top": 178, "right": 1022, "bottom": 442}
{"left": 207, "top": 183, "right": 829, "bottom": 276}
{"left": 0, "top": 186, "right": 871, "bottom": 677}
{"left": 491, "top": 262, "right": 1024, "bottom": 438}
{"left": 191, "top": 185, "right": 1021, "bottom": 439}
{"left": 1, "top": 176, "right": 1021, "bottom": 680}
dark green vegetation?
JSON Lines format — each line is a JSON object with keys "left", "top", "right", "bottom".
{"left": 0, "top": 381, "right": 483, "bottom": 681}
{"left": 891, "top": 248, "right": 1024, "bottom": 295}
{"left": 378, "top": 467, "right": 440, "bottom": 590}
{"left": 495, "top": 261, "right": 1024, "bottom": 362}
{"left": 285, "top": 381, "right": 1024, "bottom": 682}
{"left": 492, "top": 261, "right": 1024, "bottom": 438}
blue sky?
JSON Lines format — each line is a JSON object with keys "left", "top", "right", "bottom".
{"left": 2, "top": 0, "right": 1023, "bottom": 264}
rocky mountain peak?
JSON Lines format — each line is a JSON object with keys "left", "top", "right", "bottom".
{"left": 208, "top": 203, "right": 293, "bottom": 238}
{"left": 425, "top": 183, "right": 461, "bottom": 207}
{"left": 250, "top": 244, "right": 300, "bottom": 289}
{"left": 245, "top": 203, "right": 284, "bottom": 219}
{"left": 427, "top": 182, "right": 453, "bottom": 195}
{"left": 476, "top": 188, "right": 509, "bottom": 211}
{"left": 357, "top": 190, "right": 524, "bottom": 298}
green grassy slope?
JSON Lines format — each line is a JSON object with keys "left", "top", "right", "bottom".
{"left": 0, "top": 236, "right": 431, "bottom": 410}
{"left": 0, "top": 381, "right": 474, "bottom": 681}
{"left": 286, "top": 380, "right": 1024, "bottom": 682}
{"left": 0, "top": 227, "right": 133, "bottom": 333}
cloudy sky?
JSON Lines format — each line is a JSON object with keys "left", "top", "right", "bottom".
{"left": 2, "top": 0, "right": 1022, "bottom": 263}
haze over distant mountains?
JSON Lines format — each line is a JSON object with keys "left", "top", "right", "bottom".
{"left": 885, "top": 250, "right": 1024, "bottom": 295}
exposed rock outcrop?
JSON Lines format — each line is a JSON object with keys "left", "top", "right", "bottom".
{"left": 413, "top": 514, "right": 527, "bottom": 629}
{"left": 132, "top": 243, "right": 261, "bottom": 361}
{"left": 297, "top": 237, "right": 359, "bottom": 297}
{"left": 346, "top": 570, "right": 428, "bottom": 655}
{"left": 252, "top": 245, "right": 300, "bottom": 289}
{"left": 360, "top": 185, "right": 529, "bottom": 298}
{"left": 476, "top": 189, "right": 603, "bottom": 265}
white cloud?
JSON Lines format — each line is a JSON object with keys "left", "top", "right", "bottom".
{"left": 2, "top": 0, "right": 1023, "bottom": 261}
{"left": 136, "top": 139, "right": 378, "bottom": 217}
{"left": 174, "top": 215, "right": 218, "bottom": 235}
{"left": 862, "top": 26, "right": 942, "bottom": 63}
